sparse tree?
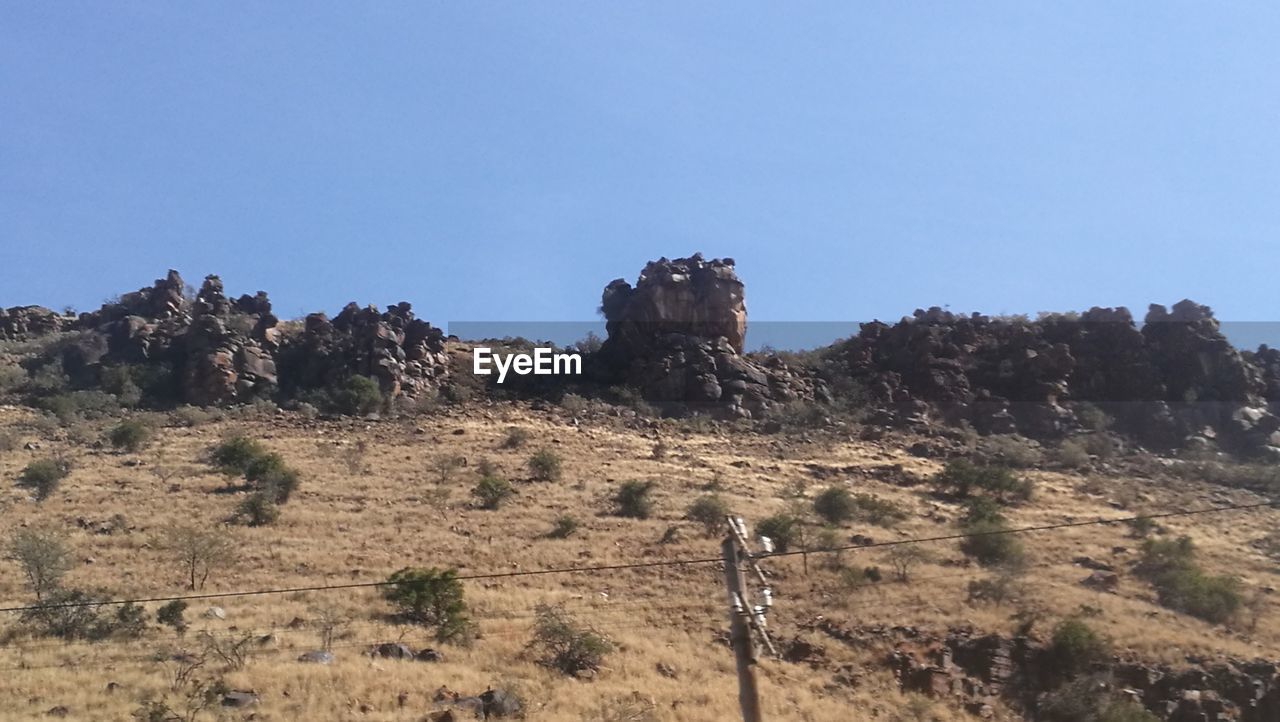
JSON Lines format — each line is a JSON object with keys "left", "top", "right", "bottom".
{"left": 528, "top": 603, "right": 613, "bottom": 676}
{"left": 382, "top": 567, "right": 470, "bottom": 642}
{"left": 155, "top": 524, "right": 236, "bottom": 590}
{"left": 886, "top": 546, "right": 931, "bottom": 582}
{"left": 528, "top": 448, "right": 562, "bottom": 481}
{"left": 6, "top": 525, "right": 73, "bottom": 601}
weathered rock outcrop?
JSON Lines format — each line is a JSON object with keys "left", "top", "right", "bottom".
{"left": 593, "top": 254, "right": 814, "bottom": 418}
{"left": 0, "top": 306, "right": 70, "bottom": 341}
{"left": 275, "top": 301, "right": 447, "bottom": 399}
{"left": 812, "top": 620, "right": 1280, "bottom": 722}
{"left": 835, "top": 301, "right": 1280, "bottom": 455}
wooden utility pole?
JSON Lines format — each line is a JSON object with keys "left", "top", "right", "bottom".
{"left": 722, "top": 535, "right": 764, "bottom": 722}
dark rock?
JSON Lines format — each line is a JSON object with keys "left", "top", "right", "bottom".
{"left": 297, "top": 650, "right": 334, "bottom": 664}
{"left": 370, "top": 642, "right": 414, "bottom": 660}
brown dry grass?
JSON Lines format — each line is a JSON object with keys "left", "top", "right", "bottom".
{"left": 0, "top": 402, "right": 1277, "bottom": 721}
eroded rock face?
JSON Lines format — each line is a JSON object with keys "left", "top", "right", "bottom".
{"left": 602, "top": 254, "right": 747, "bottom": 354}
{"left": 834, "top": 300, "right": 1280, "bottom": 453}
{"left": 0, "top": 306, "right": 69, "bottom": 341}
{"left": 276, "top": 301, "right": 448, "bottom": 399}
{"left": 593, "top": 254, "right": 813, "bottom": 418}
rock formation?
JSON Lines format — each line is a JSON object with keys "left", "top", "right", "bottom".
{"left": 0, "top": 306, "right": 70, "bottom": 341}
{"left": 593, "top": 254, "right": 815, "bottom": 418}
{"left": 275, "top": 301, "right": 447, "bottom": 399}
{"left": 835, "top": 301, "right": 1280, "bottom": 456}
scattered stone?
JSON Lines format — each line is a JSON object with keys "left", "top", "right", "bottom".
{"left": 415, "top": 648, "right": 444, "bottom": 662}
{"left": 221, "top": 691, "right": 258, "bottom": 708}
{"left": 297, "top": 650, "right": 334, "bottom": 664}
{"left": 370, "top": 642, "right": 414, "bottom": 660}
{"left": 203, "top": 606, "right": 225, "bottom": 620}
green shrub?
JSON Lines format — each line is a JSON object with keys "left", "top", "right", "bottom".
{"left": 547, "top": 515, "right": 579, "bottom": 539}
{"left": 851, "top": 493, "right": 907, "bottom": 526}
{"left": 501, "top": 426, "right": 531, "bottom": 449}
{"left": 210, "top": 436, "right": 267, "bottom": 475}
{"left": 330, "top": 375, "right": 384, "bottom": 416}
{"left": 686, "top": 495, "right": 730, "bottom": 535}
{"left": 528, "top": 449, "right": 562, "bottom": 481}
{"left": 37, "top": 390, "right": 120, "bottom": 422}
{"left": 962, "top": 497, "right": 1006, "bottom": 525}
{"left": 813, "top": 486, "right": 855, "bottom": 524}
{"left": 959, "top": 520, "right": 1026, "bottom": 567}
{"left": 382, "top": 567, "right": 470, "bottom": 642}
{"left": 235, "top": 493, "right": 281, "bottom": 526}
{"left": 613, "top": 480, "right": 656, "bottom": 519}
{"left": 528, "top": 603, "right": 613, "bottom": 676}
{"left": 108, "top": 419, "right": 152, "bottom": 453}
{"left": 473, "top": 475, "right": 514, "bottom": 509}
{"left": 757, "top": 513, "right": 801, "bottom": 552}
{"left": 933, "top": 460, "right": 1032, "bottom": 501}
{"left": 1135, "top": 536, "right": 1242, "bottom": 624}
{"left": 1047, "top": 619, "right": 1110, "bottom": 680}
{"left": 978, "top": 435, "right": 1043, "bottom": 468}
{"left": 156, "top": 600, "right": 188, "bottom": 633}
{"left": 19, "top": 588, "right": 146, "bottom": 641}
{"left": 17, "top": 458, "right": 70, "bottom": 501}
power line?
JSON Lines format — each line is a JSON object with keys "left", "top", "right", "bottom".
{"left": 0, "top": 498, "right": 1271, "bottom": 615}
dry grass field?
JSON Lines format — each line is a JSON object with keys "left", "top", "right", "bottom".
{"left": 1, "top": 401, "right": 1277, "bottom": 721}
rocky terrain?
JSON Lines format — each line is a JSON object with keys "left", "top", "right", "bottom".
{"left": 1, "top": 255, "right": 1278, "bottom": 721}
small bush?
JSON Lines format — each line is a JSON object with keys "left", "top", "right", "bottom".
{"left": 963, "top": 497, "right": 1006, "bottom": 525}
{"left": 210, "top": 436, "right": 267, "bottom": 476}
{"left": 686, "top": 495, "right": 730, "bottom": 535}
{"left": 933, "top": 460, "right": 1032, "bottom": 502}
{"left": 613, "top": 480, "right": 656, "bottom": 519}
{"left": 501, "top": 427, "right": 531, "bottom": 449}
{"left": 473, "top": 475, "right": 514, "bottom": 509}
{"left": 329, "top": 375, "right": 384, "bottom": 416}
{"left": 528, "top": 449, "right": 562, "bottom": 481}
{"left": 851, "top": 493, "right": 907, "bottom": 526}
{"left": 978, "top": 435, "right": 1043, "bottom": 468}
{"left": 1134, "top": 536, "right": 1241, "bottom": 624}
{"left": 235, "top": 493, "right": 281, "bottom": 526}
{"left": 959, "top": 520, "right": 1026, "bottom": 568}
{"left": 528, "top": 603, "right": 613, "bottom": 676}
{"left": 547, "top": 515, "right": 579, "bottom": 539}
{"left": 107, "top": 419, "right": 152, "bottom": 452}
{"left": 17, "top": 458, "right": 70, "bottom": 501}
{"left": 1047, "top": 619, "right": 1110, "bottom": 680}
{"left": 382, "top": 567, "right": 470, "bottom": 642}
{"left": 156, "top": 600, "right": 188, "bottom": 633}
{"left": 756, "top": 513, "right": 801, "bottom": 552}
{"left": 559, "top": 393, "right": 589, "bottom": 415}
{"left": 1055, "top": 439, "right": 1092, "bottom": 469}
{"left": 20, "top": 588, "right": 146, "bottom": 641}
{"left": 813, "top": 486, "right": 855, "bottom": 524}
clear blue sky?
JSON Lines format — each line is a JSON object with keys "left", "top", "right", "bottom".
{"left": 3, "top": 3, "right": 1278, "bottom": 342}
